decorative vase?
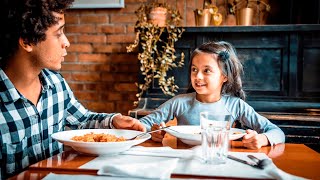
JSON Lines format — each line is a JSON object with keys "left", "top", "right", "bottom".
{"left": 148, "top": 7, "right": 167, "bottom": 27}
{"left": 237, "top": 7, "right": 253, "bottom": 26}
{"left": 194, "top": 9, "right": 212, "bottom": 26}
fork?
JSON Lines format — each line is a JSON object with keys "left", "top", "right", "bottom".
{"left": 247, "top": 155, "right": 272, "bottom": 169}
{"left": 126, "top": 126, "right": 171, "bottom": 140}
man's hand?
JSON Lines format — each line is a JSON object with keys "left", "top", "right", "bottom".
{"left": 151, "top": 122, "right": 166, "bottom": 142}
{"left": 242, "top": 129, "right": 269, "bottom": 149}
{"left": 112, "top": 114, "right": 146, "bottom": 132}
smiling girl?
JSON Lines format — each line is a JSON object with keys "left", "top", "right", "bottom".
{"left": 139, "top": 41, "right": 285, "bottom": 149}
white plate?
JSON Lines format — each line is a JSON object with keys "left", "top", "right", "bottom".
{"left": 165, "top": 126, "right": 246, "bottom": 145}
{"left": 51, "top": 129, "right": 151, "bottom": 155}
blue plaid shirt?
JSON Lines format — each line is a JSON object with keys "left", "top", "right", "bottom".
{"left": 0, "top": 68, "right": 116, "bottom": 179}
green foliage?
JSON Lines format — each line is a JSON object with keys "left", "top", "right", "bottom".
{"left": 127, "top": 3, "right": 185, "bottom": 105}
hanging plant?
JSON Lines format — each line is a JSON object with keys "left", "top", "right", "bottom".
{"left": 127, "top": 3, "right": 185, "bottom": 105}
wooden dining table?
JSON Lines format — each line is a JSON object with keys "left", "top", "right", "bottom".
{"left": 9, "top": 134, "right": 320, "bottom": 180}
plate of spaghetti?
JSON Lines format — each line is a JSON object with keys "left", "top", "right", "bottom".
{"left": 165, "top": 126, "right": 246, "bottom": 145}
{"left": 51, "top": 129, "right": 151, "bottom": 155}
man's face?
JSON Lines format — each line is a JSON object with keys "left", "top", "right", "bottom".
{"left": 30, "top": 12, "right": 70, "bottom": 71}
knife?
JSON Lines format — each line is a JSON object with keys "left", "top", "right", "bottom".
{"left": 227, "top": 155, "right": 262, "bottom": 169}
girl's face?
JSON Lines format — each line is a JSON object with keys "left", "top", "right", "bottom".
{"left": 191, "top": 53, "right": 227, "bottom": 103}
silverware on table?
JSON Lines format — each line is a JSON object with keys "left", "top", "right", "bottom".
{"left": 227, "top": 155, "right": 263, "bottom": 169}
{"left": 126, "top": 126, "right": 171, "bottom": 140}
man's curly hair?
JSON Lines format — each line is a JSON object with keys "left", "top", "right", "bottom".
{"left": 0, "top": 0, "right": 74, "bottom": 67}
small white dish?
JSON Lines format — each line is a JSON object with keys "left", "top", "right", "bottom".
{"left": 51, "top": 129, "right": 151, "bottom": 155}
{"left": 165, "top": 125, "right": 246, "bottom": 145}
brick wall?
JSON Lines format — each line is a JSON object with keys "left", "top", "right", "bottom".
{"left": 63, "top": 0, "right": 205, "bottom": 115}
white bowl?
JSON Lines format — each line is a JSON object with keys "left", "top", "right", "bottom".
{"left": 51, "top": 129, "right": 151, "bottom": 155}
{"left": 165, "top": 125, "right": 246, "bottom": 145}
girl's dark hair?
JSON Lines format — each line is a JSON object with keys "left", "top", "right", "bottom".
{"left": 187, "top": 41, "right": 246, "bottom": 100}
{"left": 0, "top": 0, "right": 74, "bottom": 68}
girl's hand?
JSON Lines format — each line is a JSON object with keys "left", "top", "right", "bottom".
{"left": 242, "top": 129, "right": 269, "bottom": 149}
{"left": 151, "top": 122, "right": 166, "bottom": 142}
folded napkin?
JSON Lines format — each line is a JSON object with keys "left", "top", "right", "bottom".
{"left": 97, "top": 155, "right": 179, "bottom": 179}
{"left": 121, "top": 146, "right": 195, "bottom": 159}
{"left": 262, "top": 159, "right": 307, "bottom": 180}
{"left": 43, "top": 173, "right": 147, "bottom": 180}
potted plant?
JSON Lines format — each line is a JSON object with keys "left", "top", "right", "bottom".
{"left": 127, "top": 3, "right": 185, "bottom": 105}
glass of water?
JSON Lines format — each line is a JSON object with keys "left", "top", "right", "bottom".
{"left": 200, "top": 112, "right": 231, "bottom": 164}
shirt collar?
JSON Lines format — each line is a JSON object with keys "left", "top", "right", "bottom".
{"left": 0, "top": 68, "right": 54, "bottom": 103}
{"left": 39, "top": 69, "right": 54, "bottom": 92}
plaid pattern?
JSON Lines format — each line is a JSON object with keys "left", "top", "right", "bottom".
{"left": 0, "top": 68, "right": 114, "bottom": 179}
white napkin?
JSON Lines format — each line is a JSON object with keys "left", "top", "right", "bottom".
{"left": 262, "top": 159, "right": 307, "bottom": 180}
{"left": 97, "top": 155, "right": 179, "bottom": 179}
{"left": 82, "top": 146, "right": 308, "bottom": 179}
{"left": 43, "top": 173, "right": 143, "bottom": 180}
{"left": 121, "top": 146, "right": 195, "bottom": 159}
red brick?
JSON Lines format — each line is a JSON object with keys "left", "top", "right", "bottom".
{"left": 127, "top": 25, "right": 135, "bottom": 34}
{"left": 61, "top": 63, "right": 109, "bottom": 71}
{"left": 86, "top": 102, "right": 115, "bottom": 113}
{"left": 82, "top": 83, "right": 99, "bottom": 91}
{"left": 187, "top": 7, "right": 196, "bottom": 26}
{"left": 84, "top": 83, "right": 113, "bottom": 91}
{"left": 66, "top": 35, "right": 77, "bottom": 43}
{"left": 110, "top": 64, "right": 139, "bottom": 73}
{"left": 68, "top": 83, "right": 85, "bottom": 91}
{"left": 115, "top": 83, "right": 137, "bottom": 91}
{"left": 65, "top": 24, "right": 96, "bottom": 33}
{"left": 60, "top": 72, "right": 72, "bottom": 80}
{"left": 120, "top": 4, "right": 141, "bottom": 13}
{"left": 93, "top": 44, "right": 124, "bottom": 53}
{"left": 108, "top": 54, "right": 138, "bottom": 64}
{"left": 187, "top": 0, "right": 197, "bottom": 9}
{"left": 78, "top": 35, "right": 107, "bottom": 43}
{"left": 74, "top": 91, "right": 100, "bottom": 101}
{"left": 107, "top": 34, "right": 136, "bottom": 43}
{"left": 166, "top": 0, "right": 177, "bottom": 10}
{"left": 101, "top": 74, "right": 114, "bottom": 82}
{"left": 71, "top": 72, "right": 101, "bottom": 82}
{"left": 78, "top": 54, "right": 109, "bottom": 63}
{"left": 110, "top": 14, "right": 137, "bottom": 24}
{"left": 117, "top": 74, "right": 138, "bottom": 82}
{"left": 116, "top": 101, "right": 136, "bottom": 115}
{"left": 64, "top": 53, "right": 77, "bottom": 62}
{"left": 127, "top": 93, "right": 139, "bottom": 101}
{"left": 68, "top": 44, "right": 93, "bottom": 53}
{"left": 97, "top": 25, "right": 125, "bottom": 34}
{"left": 61, "top": 63, "right": 84, "bottom": 71}
{"left": 106, "top": 93, "right": 123, "bottom": 101}
{"left": 95, "top": 9, "right": 121, "bottom": 15}
{"left": 177, "top": 0, "right": 186, "bottom": 25}
{"left": 65, "top": 15, "right": 79, "bottom": 24}
{"left": 80, "top": 15, "right": 108, "bottom": 23}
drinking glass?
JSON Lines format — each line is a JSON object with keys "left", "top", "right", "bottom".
{"left": 200, "top": 112, "right": 231, "bottom": 164}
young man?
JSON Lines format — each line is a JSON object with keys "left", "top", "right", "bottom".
{"left": 0, "top": 0, "right": 145, "bottom": 179}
